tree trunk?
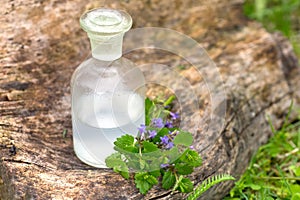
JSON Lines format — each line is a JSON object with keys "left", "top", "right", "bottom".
{"left": 0, "top": 0, "right": 299, "bottom": 199}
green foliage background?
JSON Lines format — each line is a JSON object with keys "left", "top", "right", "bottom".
{"left": 244, "top": 0, "right": 300, "bottom": 57}
{"left": 225, "top": 1, "right": 300, "bottom": 199}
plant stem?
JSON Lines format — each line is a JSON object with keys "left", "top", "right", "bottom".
{"left": 172, "top": 172, "right": 180, "bottom": 192}
{"left": 138, "top": 140, "right": 142, "bottom": 157}
{"left": 253, "top": 176, "right": 300, "bottom": 181}
{"left": 163, "top": 95, "right": 175, "bottom": 107}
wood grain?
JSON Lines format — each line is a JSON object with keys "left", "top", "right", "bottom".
{"left": 0, "top": 0, "right": 299, "bottom": 199}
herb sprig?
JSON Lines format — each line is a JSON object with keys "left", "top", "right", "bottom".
{"left": 105, "top": 96, "right": 234, "bottom": 198}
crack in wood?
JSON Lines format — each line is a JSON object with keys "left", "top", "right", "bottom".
{"left": 148, "top": 191, "right": 173, "bottom": 200}
{"left": 1, "top": 158, "right": 55, "bottom": 171}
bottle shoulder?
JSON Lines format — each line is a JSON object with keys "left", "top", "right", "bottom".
{"left": 71, "top": 57, "right": 144, "bottom": 93}
{"left": 73, "top": 57, "right": 136, "bottom": 76}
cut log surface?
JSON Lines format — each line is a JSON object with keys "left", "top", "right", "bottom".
{"left": 1, "top": 0, "right": 300, "bottom": 199}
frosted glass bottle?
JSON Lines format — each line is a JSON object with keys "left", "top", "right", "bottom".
{"left": 71, "top": 8, "right": 145, "bottom": 168}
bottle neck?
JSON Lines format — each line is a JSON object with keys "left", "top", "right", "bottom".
{"left": 88, "top": 33, "right": 124, "bottom": 61}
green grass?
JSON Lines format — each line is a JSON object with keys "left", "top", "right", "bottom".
{"left": 224, "top": 116, "right": 300, "bottom": 199}
{"left": 224, "top": 2, "right": 300, "bottom": 199}
{"left": 244, "top": 0, "right": 300, "bottom": 57}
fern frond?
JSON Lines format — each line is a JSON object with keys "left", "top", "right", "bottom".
{"left": 186, "top": 174, "right": 235, "bottom": 200}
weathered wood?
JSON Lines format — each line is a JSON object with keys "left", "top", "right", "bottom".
{"left": 0, "top": 0, "right": 300, "bottom": 199}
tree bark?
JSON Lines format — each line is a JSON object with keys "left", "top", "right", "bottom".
{"left": 0, "top": 0, "right": 299, "bottom": 199}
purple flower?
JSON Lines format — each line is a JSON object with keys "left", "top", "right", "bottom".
{"left": 138, "top": 124, "right": 146, "bottom": 134}
{"left": 165, "top": 121, "right": 173, "bottom": 128}
{"left": 170, "top": 112, "right": 179, "bottom": 120}
{"left": 160, "top": 135, "right": 169, "bottom": 145}
{"left": 152, "top": 118, "right": 164, "bottom": 128}
{"left": 190, "top": 145, "right": 194, "bottom": 150}
{"left": 160, "top": 163, "right": 169, "bottom": 168}
{"left": 148, "top": 130, "right": 157, "bottom": 139}
{"left": 166, "top": 142, "right": 174, "bottom": 149}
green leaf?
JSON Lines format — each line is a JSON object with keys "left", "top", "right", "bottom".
{"left": 291, "top": 184, "right": 300, "bottom": 194}
{"left": 114, "top": 134, "right": 138, "bottom": 153}
{"left": 147, "top": 157, "right": 164, "bottom": 171}
{"left": 119, "top": 170, "right": 129, "bottom": 179}
{"left": 176, "top": 177, "right": 194, "bottom": 193}
{"left": 139, "top": 159, "right": 147, "bottom": 170}
{"left": 245, "top": 183, "right": 261, "bottom": 190}
{"left": 145, "top": 173, "right": 158, "bottom": 185}
{"left": 173, "top": 131, "right": 193, "bottom": 147}
{"left": 265, "top": 197, "right": 274, "bottom": 200}
{"left": 105, "top": 153, "right": 122, "bottom": 168}
{"left": 134, "top": 172, "right": 158, "bottom": 194}
{"left": 165, "top": 146, "right": 181, "bottom": 163}
{"left": 105, "top": 153, "right": 129, "bottom": 179}
{"left": 290, "top": 165, "right": 300, "bottom": 177}
{"left": 180, "top": 149, "right": 202, "bottom": 167}
{"left": 175, "top": 163, "right": 193, "bottom": 175}
{"left": 150, "top": 170, "right": 161, "bottom": 178}
{"left": 291, "top": 193, "right": 300, "bottom": 200}
{"left": 145, "top": 98, "right": 155, "bottom": 125}
{"left": 187, "top": 174, "right": 235, "bottom": 200}
{"left": 114, "top": 134, "right": 134, "bottom": 148}
{"left": 142, "top": 141, "right": 159, "bottom": 153}
{"left": 162, "top": 171, "right": 176, "bottom": 190}
{"left": 163, "top": 95, "right": 175, "bottom": 107}
{"left": 126, "top": 158, "right": 140, "bottom": 170}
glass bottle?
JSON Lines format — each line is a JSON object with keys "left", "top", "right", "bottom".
{"left": 71, "top": 8, "right": 145, "bottom": 168}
